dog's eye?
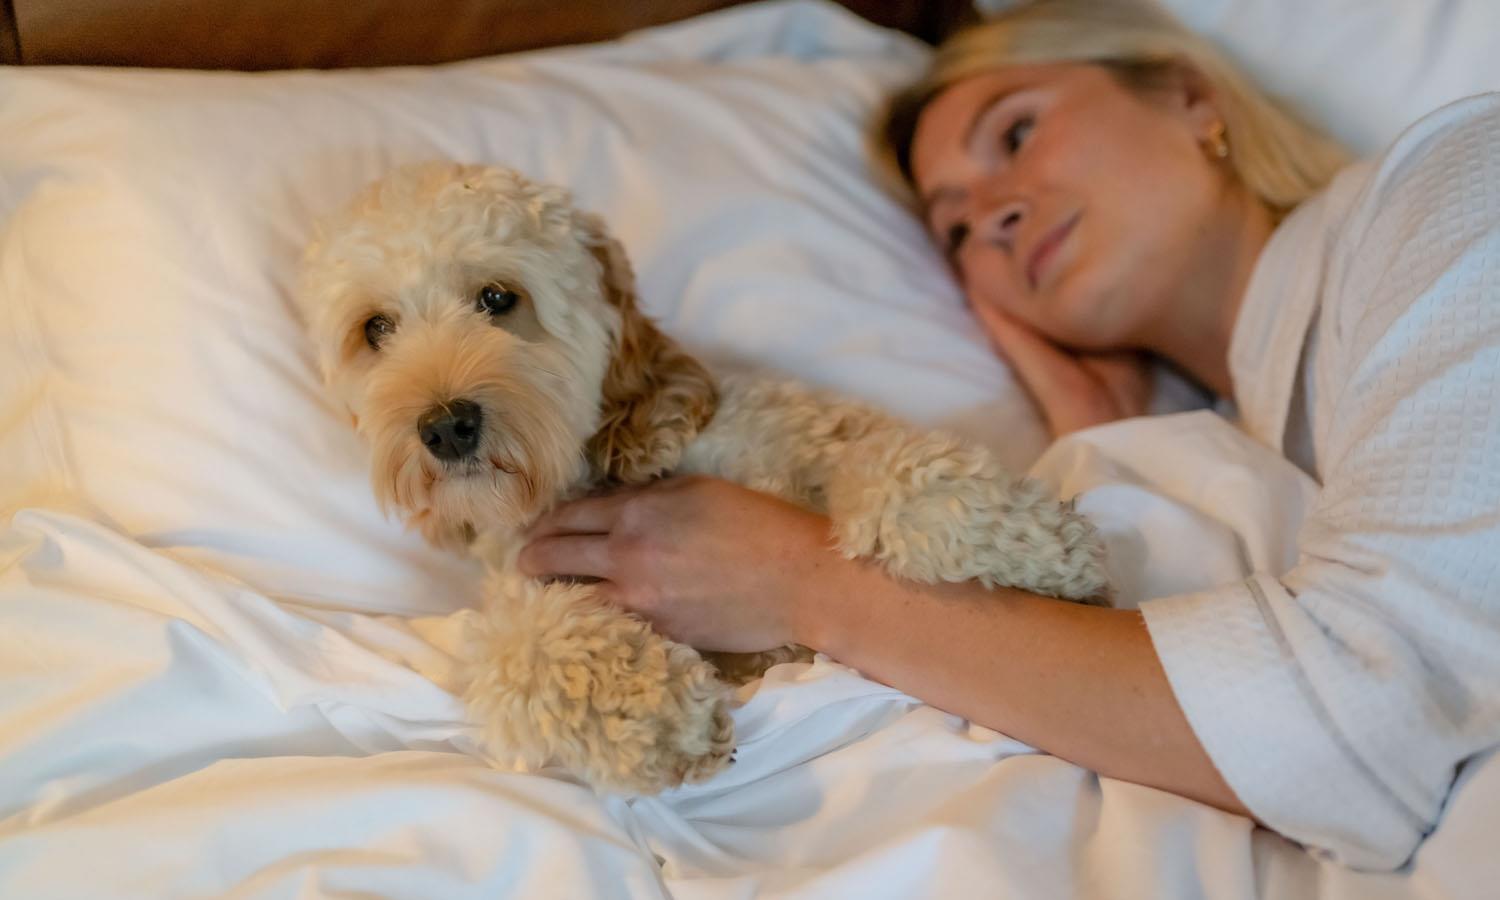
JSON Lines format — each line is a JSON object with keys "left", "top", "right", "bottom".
{"left": 363, "top": 314, "right": 396, "bottom": 350}
{"left": 477, "top": 284, "right": 521, "bottom": 317}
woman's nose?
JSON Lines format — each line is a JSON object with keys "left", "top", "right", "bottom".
{"left": 976, "top": 199, "right": 1027, "bottom": 250}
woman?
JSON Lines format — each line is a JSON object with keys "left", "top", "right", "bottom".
{"left": 520, "top": 0, "right": 1500, "bottom": 870}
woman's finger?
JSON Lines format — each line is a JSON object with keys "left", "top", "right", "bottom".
{"left": 970, "top": 301, "right": 1088, "bottom": 406}
{"left": 517, "top": 533, "right": 616, "bottom": 579}
{"left": 527, "top": 489, "right": 633, "bottom": 537}
{"left": 588, "top": 580, "right": 660, "bottom": 624}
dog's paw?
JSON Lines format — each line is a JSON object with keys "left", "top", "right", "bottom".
{"left": 463, "top": 577, "right": 735, "bottom": 794}
{"left": 665, "top": 691, "right": 736, "bottom": 787}
{"left": 826, "top": 436, "right": 1110, "bottom": 603}
{"left": 584, "top": 637, "right": 735, "bottom": 793}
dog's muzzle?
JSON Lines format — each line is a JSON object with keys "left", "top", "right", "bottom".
{"left": 418, "top": 399, "right": 483, "bottom": 462}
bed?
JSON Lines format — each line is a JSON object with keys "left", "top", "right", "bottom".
{"left": 2, "top": 1, "right": 1497, "bottom": 897}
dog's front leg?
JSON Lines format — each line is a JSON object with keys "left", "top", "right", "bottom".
{"left": 823, "top": 425, "right": 1110, "bottom": 604}
{"left": 685, "top": 376, "right": 1109, "bottom": 604}
{"left": 461, "top": 571, "right": 734, "bottom": 793}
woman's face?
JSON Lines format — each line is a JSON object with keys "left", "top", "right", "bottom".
{"left": 911, "top": 63, "right": 1227, "bottom": 350}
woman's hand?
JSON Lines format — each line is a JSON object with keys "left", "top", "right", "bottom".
{"left": 518, "top": 476, "right": 846, "bottom": 653}
{"left": 972, "top": 300, "right": 1152, "bottom": 438}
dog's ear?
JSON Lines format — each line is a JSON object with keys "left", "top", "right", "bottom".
{"left": 573, "top": 212, "right": 716, "bottom": 485}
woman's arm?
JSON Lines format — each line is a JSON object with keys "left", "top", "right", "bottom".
{"left": 803, "top": 547, "right": 1249, "bottom": 817}
{"left": 520, "top": 475, "right": 1248, "bottom": 818}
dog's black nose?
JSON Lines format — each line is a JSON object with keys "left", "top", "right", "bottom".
{"left": 418, "top": 399, "right": 483, "bottom": 462}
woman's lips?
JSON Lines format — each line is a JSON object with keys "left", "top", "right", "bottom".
{"left": 1026, "top": 213, "right": 1080, "bottom": 291}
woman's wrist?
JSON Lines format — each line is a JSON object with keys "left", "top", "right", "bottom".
{"left": 789, "top": 535, "right": 885, "bottom": 657}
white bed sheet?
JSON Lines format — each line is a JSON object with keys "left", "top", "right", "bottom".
{"left": 4, "top": 412, "right": 1496, "bottom": 900}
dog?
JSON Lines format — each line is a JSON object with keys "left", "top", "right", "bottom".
{"left": 296, "top": 162, "right": 1109, "bottom": 794}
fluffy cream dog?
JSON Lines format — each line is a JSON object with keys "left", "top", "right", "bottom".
{"left": 297, "top": 162, "right": 1109, "bottom": 794}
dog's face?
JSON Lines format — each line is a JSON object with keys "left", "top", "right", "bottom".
{"left": 297, "top": 163, "right": 712, "bottom": 548}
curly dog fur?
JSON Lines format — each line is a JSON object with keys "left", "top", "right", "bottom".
{"left": 296, "top": 162, "right": 1109, "bottom": 794}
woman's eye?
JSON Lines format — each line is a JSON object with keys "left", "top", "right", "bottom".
{"left": 945, "top": 222, "right": 971, "bottom": 255}
{"left": 363, "top": 313, "right": 395, "bottom": 350}
{"left": 1003, "top": 114, "right": 1035, "bottom": 155}
{"left": 477, "top": 284, "right": 521, "bottom": 317}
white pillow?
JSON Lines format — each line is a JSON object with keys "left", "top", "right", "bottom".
{"left": 981, "top": 0, "right": 1500, "bottom": 156}
{"left": 1161, "top": 0, "right": 1500, "bottom": 155}
{"left": 0, "top": 1, "right": 1049, "bottom": 614}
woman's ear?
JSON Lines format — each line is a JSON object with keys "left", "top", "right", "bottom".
{"left": 572, "top": 211, "right": 717, "bottom": 485}
{"left": 1158, "top": 60, "right": 1226, "bottom": 146}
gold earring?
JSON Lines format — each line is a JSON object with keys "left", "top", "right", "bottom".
{"left": 1206, "top": 121, "right": 1230, "bottom": 160}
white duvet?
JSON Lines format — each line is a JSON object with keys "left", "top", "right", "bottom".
{"left": 4, "top": 412, "right": 1497, "bottom": 899}
{"left": 3, "top": 2, "right": 1498, "bottom": 898}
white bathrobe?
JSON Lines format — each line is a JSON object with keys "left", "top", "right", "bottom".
{"left": 1142, "top": 93, "right": 1500, "bottom": 870}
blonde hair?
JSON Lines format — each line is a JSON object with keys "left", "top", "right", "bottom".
{"left": 876, "top": 0, "right": 1350, "bottom": 217}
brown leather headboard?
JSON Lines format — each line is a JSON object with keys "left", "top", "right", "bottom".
{"left": 0, "top": 0, "right": 973, "bottom": 70}
{"left": 0, "top": 0, "right": 19, "bottom": 65}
